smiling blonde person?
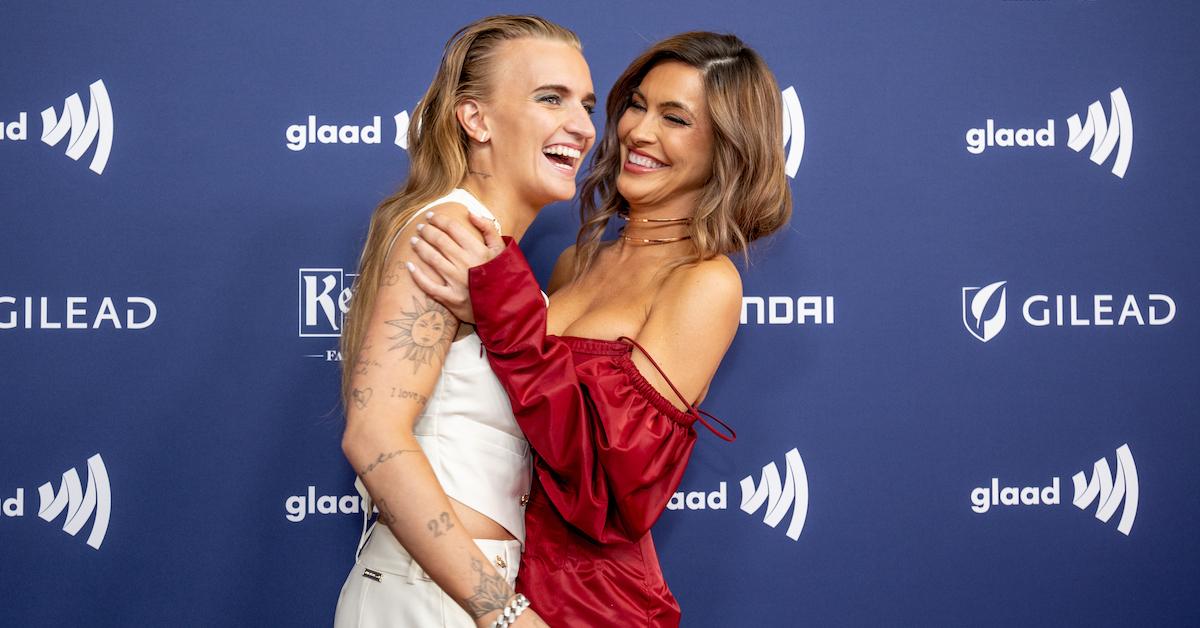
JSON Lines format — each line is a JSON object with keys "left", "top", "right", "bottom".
{"left": 333, "top": 15, "right": 596, "bottom": 628}
{"left": 407, "top": 32, "right": 791, "bottom": 627}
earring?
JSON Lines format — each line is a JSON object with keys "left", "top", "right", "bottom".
{"left": 479, "top": 132, "right": 488, "bottom": 143}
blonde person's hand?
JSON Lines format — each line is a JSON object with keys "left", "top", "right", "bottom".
{"left": 408, "top": 211, "right": 504, "bottom": 324}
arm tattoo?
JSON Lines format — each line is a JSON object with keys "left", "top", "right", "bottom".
{"left": 382, "top": 265, "right": 402, "bottom": 286}
{"left": 461, "top": 557, "right": 513, "bottom": 619}
{"left": 375, "top": 498, "right": 398, "bottom": 526}
{"left": 358, "top": 448, "right": 418, "bottom": 478}
{"left": 386, "top": 296, "right": 455, "bottom": 373}
{"left": 352, "top": 387, "right": 372, "bottom": 410}
{"left": 390, "top": 387, "right": 428, "bottom": 407}
{"left": 427, "top": 511, "right": 454, "bottom": 537}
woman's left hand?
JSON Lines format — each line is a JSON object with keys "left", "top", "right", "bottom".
{"left": 407, "top": 211, "right": 505, "bottom": 324}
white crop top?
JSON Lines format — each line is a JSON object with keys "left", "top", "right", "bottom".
{"left": 355, "top": 189, "right": 533, "bottom": 564}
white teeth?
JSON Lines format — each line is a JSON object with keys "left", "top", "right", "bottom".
{"left": 543, "top": 145, "right": 581, "bottom": 159}
{"left": 628, "top": 152, "right": 666, "bottom": 169}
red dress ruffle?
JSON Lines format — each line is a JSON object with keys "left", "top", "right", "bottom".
{"left": 469, "top": 239, "right": 718, "bottom": 627}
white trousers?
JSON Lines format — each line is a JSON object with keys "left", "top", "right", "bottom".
{"left": 334, "top": 524, "right": 522, "bottom": 628}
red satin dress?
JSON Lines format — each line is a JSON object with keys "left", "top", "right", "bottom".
{"left": 469, "top": 240, "right": 734, "bottom": 627}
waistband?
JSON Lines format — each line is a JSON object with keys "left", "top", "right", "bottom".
{"left": 354, "top": 479, "right": 522, "bottom": 587}
{"left": 357, "top": 525, "right": 522, "bottom": 587}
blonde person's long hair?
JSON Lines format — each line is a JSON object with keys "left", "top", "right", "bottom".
{"left": 340, "top": 15, "right": 580, "bottom": 409}
{"left": 575, "top": 32, "right": 792, "bottom": 276}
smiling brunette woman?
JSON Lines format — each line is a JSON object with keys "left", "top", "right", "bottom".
{"left": 333, "top": 15, "right": 595, "bottom": 628}
{"left": 408, "top": 32, "right": 791, "bottom": 626}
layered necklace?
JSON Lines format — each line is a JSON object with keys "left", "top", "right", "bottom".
{"left": 618, "top": 211, "right": 693, "bottom": 245}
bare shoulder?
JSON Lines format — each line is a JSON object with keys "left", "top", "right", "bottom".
{"left": 660, "top": 255, "right": 743, "bottom": 309}
{"left": 382, "top": 201, "right": 476, "bottom": 267}
{"left": 547, "top": 243, "right": 578, "bottom": 293}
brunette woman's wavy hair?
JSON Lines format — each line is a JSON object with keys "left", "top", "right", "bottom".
{"left": 575, "top": 32, "right": 791, "bottom": 275}
{"left": 340, "top": 15, "right": 580, "bottom": 409}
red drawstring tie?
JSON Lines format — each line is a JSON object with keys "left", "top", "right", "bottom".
{"left": 617, "top": 336, "right": 736, "bottom": 442}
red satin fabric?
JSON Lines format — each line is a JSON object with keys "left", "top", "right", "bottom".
{"left": 469, "top": 240, "right": 704, "bottom": 627}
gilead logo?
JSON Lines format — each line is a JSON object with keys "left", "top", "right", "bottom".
{"left": 970, "top": 444, "right": 1138, "bottom": 536}
{"left": 0, "top": 296, "right": 157, "bottom": 330}
{"left": 961, "top": 281, "right": 1175, "bottom": 342}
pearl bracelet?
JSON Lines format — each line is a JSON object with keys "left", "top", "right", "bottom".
{"left": 491, "top": 593, "right": 531, "bottom": 628}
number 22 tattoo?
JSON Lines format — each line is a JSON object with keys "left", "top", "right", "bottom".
{"left": 428, "top": 511, "right": 454, "bottom": 537}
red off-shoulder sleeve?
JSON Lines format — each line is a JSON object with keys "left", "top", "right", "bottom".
{"left": 469, "top": 239, "right": 698, "bottom": 544}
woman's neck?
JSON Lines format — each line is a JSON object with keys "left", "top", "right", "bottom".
{"left": 620, "top": 198, "right": 696, "bottom": 248}
{"left": 460, "top": 172, "right": 538, "bottom": 242}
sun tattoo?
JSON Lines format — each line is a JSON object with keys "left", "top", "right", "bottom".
{"left": 386, "top": 296, "right": 455, "bottom": 372}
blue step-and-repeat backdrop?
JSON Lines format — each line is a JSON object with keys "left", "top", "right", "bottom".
{"left": 2, "top": 2, "right": 1197, "bottom": 626}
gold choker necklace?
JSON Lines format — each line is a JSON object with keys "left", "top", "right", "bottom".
{"left": 619, "top": 232, "right": 692, "bottom": 245}
{"left": 619, "top": 214, "right": 692, "bottom": 224}
{"left": 617, "top": 213, "right": 692, "bottom": 245}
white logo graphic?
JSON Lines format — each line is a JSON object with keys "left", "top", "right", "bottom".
{"left": 36, "top": 454, "right": 111, "bottom": 549}
{"left": 285, "top": 116, "right": 384, "bottom": 151}
{"left": 394, "top": 111, "right": 411, "bottom": 150}
{"left": 964, "top": 87, "right": 1132, "bottom": 178}
{"left": 780, "top": 86, "right": 805, "bottom": 179}
{"left": 1067, "top": 87, "right": 1133, "bottom": 179}
{"left": 962, "top": 282, "right": 1174, "bottom": 342}
{"left": 40, "top": 80, "right": 114, "bottom": 175}
{"left": 0, "top": 296, "right": 157, "bottom": 330}
{"left": 298, "top": 268, "right": 356, "bottom": 337}
{"left": 962, "top": 281, "right": 1007, "bottom": 343}
{"left": 284, "top": 486, "right": 368, "bottom": 522}
{"left": 285, "top": 109, "right": 415, "bottom": 152}
{"left": 1, "top": 80, "right": 114, "bottom": 175}
{"left": 1072, "top": 443, "right": 1138, "bottom": 536}
{"left": 741, "top": 448, "right": 809, "bottom": 541}
{"left": 741, "top": 296, "right": 834, "bottom": 325}
{"left": 965, "top": 120, "right": 1054, "bottom": 154}
{"left": 969, "top": 443, "right": 1138, "bottom": 536}
{"left": 666, "top": 448, "right": 810, "bottom": 542}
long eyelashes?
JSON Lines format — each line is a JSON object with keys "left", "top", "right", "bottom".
{"left": 540, "top": 94, "right": 596, "bottom": 115}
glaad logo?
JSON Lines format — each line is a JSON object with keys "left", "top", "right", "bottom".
{"left": 666, "top": 448, "right": 809, "bottom": 542}
{"left": 964, "top": 86, "right": 1132, "bottom": 178}
{"left": 960, "top": 281, "right": 1175, "bottom": 342}
{"left": 962, "top": 281, "right": 1007, "bottom": 343}
{"left": 286, "top": 110, "right": 412, "bottom": 151}
{"left": 283, "top": 486, "right": 368, "bottom": 522}
{"left": 2, "top": 454, "right": 112, "bottom": 549}
{"left": 741, "top": 448, "right": 809, "bottom": 540}
{"left": 0, "top": 296, "right": 157, "bottom": 330}
{"left": 780, "top": 86, "right": 804, "bottom": 178}
{"left": 1073, "top": 443, "right": 1138, "bottom": 536}
{"left": 741, "top": 296, "right": 835, "bottom": 325}
{"left": 970, "top": 444, "right": 1137, "bottom": 536}
{"left": 1067, "top": 88, "right": 1133, "bottom": 179}
{"left": 0, "top": 79, "right": 114, "bottom": 174}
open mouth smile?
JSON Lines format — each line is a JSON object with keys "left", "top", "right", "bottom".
{"left": 543, "top": 144, "right": 582, "bottom": 173}
{"left": 624, "top": 148, "right": 668, "bottom": 172}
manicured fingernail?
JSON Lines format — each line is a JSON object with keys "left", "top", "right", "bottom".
{"left": 415, "top": 223, "right": 425, "bottom": 231}
{"left": 405, "top": 262, "right": 415, "bottom": 272}
{"left": 425, "top": 211, "right": 434, "bottom": 219}
{"left": 410, "top": 236, "right": 419, "bottom": 245}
